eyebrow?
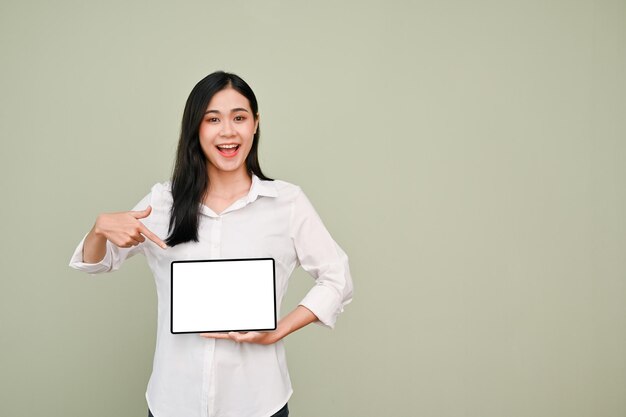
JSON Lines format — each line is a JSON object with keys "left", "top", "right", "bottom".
{"left": 204, "top": 108, "right": 250, "bottom": 115}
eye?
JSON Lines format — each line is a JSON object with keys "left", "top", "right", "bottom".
{"left": 206, "top": 117, "right": 219, "bottom": 123}
{"left": 234, "top": 115, "right": 246, "bottom": 121}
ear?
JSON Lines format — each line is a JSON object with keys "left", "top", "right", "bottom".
{"left": 254, "top": 113, "right": 260, "bottom": 133}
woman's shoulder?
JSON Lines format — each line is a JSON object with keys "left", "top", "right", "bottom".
{"left": 265, "top": 177, "right": 303, "bottom": 200}
{"left": 149, "top": 180, "right": 172, "bottom": 193}
{"left": 145, "top": 180, "right": 173, "bottom": 204}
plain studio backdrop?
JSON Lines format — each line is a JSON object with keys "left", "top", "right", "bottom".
{"left": 0, "top": 1, "right": 624, "bottom": 416}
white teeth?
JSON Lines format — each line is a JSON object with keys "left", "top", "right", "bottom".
{"left": 218, "top": 144, "right": 238, "bottom": 149}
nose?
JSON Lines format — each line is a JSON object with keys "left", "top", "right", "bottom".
{"left": 220, "top": 119, "right": 235, "bottom": 137}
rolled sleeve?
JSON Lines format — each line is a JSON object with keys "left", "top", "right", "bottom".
{"left": 68, "top": 231, "right": 115, "bottom": 275}
{"left": 290, "top": 188, "right": 354, "bottom": 329}
{"left": 68, "top": 187, "right": 154, "bottom": 276}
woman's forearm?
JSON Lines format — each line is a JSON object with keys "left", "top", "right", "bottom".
{"left": 82, "top": 223, "right": 108, "bottom": 263}
{"left": 276, "top": 305, "right": 319, "bottom": 340}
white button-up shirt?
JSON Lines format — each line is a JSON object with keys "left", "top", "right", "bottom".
{"left": 68, "top": 174, "right": 354, "bottom": 417}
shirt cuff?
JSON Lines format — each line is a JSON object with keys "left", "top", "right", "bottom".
{"left": 298, "top": 284, "right": 349, "bottom": 330}
{"left": 68, "top": 232, "right": 113, "bottom": 275}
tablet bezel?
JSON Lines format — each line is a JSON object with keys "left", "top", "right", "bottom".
{"left": 170, "top": 258, "right": 277, "bottom": 334}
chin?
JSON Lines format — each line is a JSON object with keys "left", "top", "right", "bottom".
{"left": 211, "top": 161, "right": 246, "bottom": 173}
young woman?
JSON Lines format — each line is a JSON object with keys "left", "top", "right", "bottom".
{"left": 68, "top": 71, "right": 354, "bottom": 417}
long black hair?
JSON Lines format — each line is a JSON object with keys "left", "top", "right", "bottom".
{"left": 165, "top": 71, "right": 273, "bottom": 247}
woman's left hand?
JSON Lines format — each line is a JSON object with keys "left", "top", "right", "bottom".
{"left": 199, "top": 331, "right": 281, "bottom": 345}
{"left": 199, "top": 305, "right": 318, "bottom": 345}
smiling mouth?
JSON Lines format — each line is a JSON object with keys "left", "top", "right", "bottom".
{"left": 216, "top": 144, "right": 240, "bottom": 157}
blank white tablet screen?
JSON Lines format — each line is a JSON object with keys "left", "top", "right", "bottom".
{"left": 171, "top": 258, "right": 276, "bottom": 334}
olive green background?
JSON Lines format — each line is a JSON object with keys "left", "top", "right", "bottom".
{"left": 1, "top": 1, "right": 624, "bottom": 416}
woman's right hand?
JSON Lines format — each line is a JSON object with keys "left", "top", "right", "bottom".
{"left": 94, "top": 205, "right": 167, "bottom": 249}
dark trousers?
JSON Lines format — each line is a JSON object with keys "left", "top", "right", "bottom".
{"left": 148, "top": 402, "right": 289, "bottom": 417}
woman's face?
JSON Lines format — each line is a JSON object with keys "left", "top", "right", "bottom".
{"left": 198, "top": 87, "right": 259, "bottom": 176}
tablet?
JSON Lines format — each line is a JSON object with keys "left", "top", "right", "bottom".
{"left": 170, "top": 258, "right": 276, "bottom": 334}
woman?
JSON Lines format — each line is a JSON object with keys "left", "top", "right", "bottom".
{"left": 69, "top": 71, "right": 353, "bottom": 417}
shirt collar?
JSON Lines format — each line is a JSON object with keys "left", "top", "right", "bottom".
{"left": 199, "top": 173, "right": 278, "bottom": 217}
{"left": 248, "top": 173, "right": 278, "bottom": 201}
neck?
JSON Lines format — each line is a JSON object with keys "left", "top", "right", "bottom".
{"left": 206, "top": 165, "right": 252, "bottom": 198}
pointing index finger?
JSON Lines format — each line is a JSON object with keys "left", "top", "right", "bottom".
{"left": 139, "top": 223, "right": 167, "bottom": 249}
